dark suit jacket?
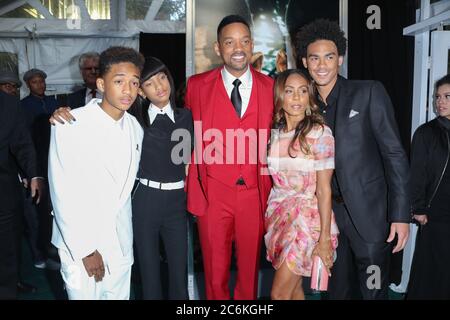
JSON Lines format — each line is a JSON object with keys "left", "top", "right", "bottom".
{"left": 67, "top": 87, "right": 86, "bottom": 109}
{"left": 0, "top": 91, "right": 38, "bottom": 213}
{"left": 334, "top": 78, "right": 410, "bottom": 242}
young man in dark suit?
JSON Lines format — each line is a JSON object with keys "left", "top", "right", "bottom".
{"left": 295, "top": 19, "right": 410, "bottom": 299}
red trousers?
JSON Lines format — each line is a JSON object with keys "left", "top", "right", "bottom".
{"left": 197, "top": 177, "right": 263, "bottom": 300}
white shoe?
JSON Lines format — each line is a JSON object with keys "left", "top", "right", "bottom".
{"left": 34, "top": 261, "right": 47, "bottom": 269}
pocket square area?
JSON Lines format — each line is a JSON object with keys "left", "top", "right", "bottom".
{"left": 349, "top": 110, "right": 359, "bottom": 118}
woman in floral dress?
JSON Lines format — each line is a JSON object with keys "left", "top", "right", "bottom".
{"left": 265, "top": 69, "right": 339, "bottom": 300}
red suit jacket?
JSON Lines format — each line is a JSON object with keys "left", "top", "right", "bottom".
{"left": 185, "top": 66, "right": 274, "bottom": 217}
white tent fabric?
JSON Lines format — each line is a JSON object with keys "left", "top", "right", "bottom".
{"left": 0, "top": 37, "right": 27, "bottom": 74}
{"left": 0, "top": 17, "right": 185, "bottom": 35}
{"left": 0, "top": 0, "right": 186, "bottom": 96}
{"left": 0, "top": 36, "right": 138, "bottom": 97}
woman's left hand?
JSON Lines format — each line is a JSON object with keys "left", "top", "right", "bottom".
{"left": 312, "top": 238, "right": 334, "bottom": 275}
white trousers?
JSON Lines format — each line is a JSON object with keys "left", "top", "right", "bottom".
{"left": 59, "top": 249, "right": 132, "bottom": 300}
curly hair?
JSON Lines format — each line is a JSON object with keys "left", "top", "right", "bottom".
{"left": 294, "top": 19, "right": 347, "bottom": 62}
{"left": 99, "top": 46, "right": 145, "bottom": 77}
{"left": 272, "top": 69, "right": 324, "bottom": 157}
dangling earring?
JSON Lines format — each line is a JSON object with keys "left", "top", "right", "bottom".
{"left": 305, "top": 105, "right": 312, "bottom": 116}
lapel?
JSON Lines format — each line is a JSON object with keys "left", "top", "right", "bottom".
{"left": 117, "top": 114, "right": 138, "bottom": 206}
{"left": 89, "top": 101, "right": 119, "bottom": 188}
{"left": 253, "top": 69, "right": 264, "bottom": 131}
{"left": 201, "top": 68, "right": 222, "bottom": 132}
{"left": 253, "top": 69, "right": 263, "bottom": 183}
{"left": 334, "top": 78, "right": 352, "bottom": 165}
{"left": 75, "top": 88, "right": 87, "bottom": 108}
{"left": 174, "top": 108, "right": 179, "bottom": 123}
{"left": 92, "top": 103, "right": 136, "bottom": 204}
{"left": 252, "top": 69, "right": 273, "bottom": 176}
{"left": 79, "top": 88, "right": 86, "bottom": 101}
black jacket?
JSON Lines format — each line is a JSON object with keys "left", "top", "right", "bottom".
{"left": 410, "top": 117, "right": 450, "bottom": 215}
{"left": 67, "top": 87, "right": 87, "bottom": 109}
{"left": 0, "top": 91, "right": 38, "bottom": 212}
{"left": 332, "top": 78, "right": 410, "bottom": 242}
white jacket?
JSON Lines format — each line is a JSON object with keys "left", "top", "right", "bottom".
{"left": 48, "top": 99, "right": 143, "bottom": 261}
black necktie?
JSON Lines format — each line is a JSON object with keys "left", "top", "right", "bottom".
{"left": 231, "top": 79, "right": 242, "bottom": 118}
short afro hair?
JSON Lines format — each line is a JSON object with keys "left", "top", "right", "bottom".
{"left": 294, "top": 19, "right": 347, "bottom": 61}
{"left": 99, "top": 46, "right": 145, "bottom": 77}
{"left": 217, "top": 15, "right": 251, "bottom": 40}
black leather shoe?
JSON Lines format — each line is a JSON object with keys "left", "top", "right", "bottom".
{"left": 17, "top": 281, "right": 37, "bottom": 294}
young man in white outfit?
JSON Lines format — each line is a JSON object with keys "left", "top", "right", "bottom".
{"left": 48, "top": 46, "right": 144, "bottom": 300}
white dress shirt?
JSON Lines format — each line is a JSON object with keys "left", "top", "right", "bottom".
{"left": 221, "top": 66, "right": 253, "bottom": 117}
{"left": 94, "top": 104, "right": 131, "bottom": 190}
{"left": 85, "top": 88, "right": 103, "bottom": 105}
{"left": 148, "top": 102, "right": 175, "bottom": 124}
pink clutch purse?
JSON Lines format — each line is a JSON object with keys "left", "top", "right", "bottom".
{"left": 310, "top": 255, "right": 329, "bottom": 291}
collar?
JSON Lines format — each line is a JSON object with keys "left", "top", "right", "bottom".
{"left": 91, "top": 99, "right": 125, "bottom": 129}
{"left": 85, "top": 87, "right": 102, "bottom": 96}
{"left": 318, "top": 76, "right": 342, "bottom": 106}
{"left": 438, "top": 116, "right": 450, "bottom": 131}
{"left": 148, "top": 102, "right": 175, "bottom": 124}
{"left": 28, "top": 93, "right": 45, "bottom": 100}
{"left": 221, "top": 65, "right": 252, "bottom": 88}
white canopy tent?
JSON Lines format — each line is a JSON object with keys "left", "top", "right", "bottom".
{"left": 0, "top": 0, "right": 186, "bottom": 97}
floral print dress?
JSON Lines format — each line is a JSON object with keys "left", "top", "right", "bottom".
{"left": 265, "top": 125, "right": 339, "bottom": 276}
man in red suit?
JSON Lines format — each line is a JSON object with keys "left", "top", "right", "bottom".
{"left": 185, "top": 15, "right": 274, "bottom": 300}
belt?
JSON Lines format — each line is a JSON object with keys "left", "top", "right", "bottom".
{"left": 138, "top": 178, "right": 185, "bottom": 190}
{"left": 332, "top": 194, "right": 345, "bottom": 204}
